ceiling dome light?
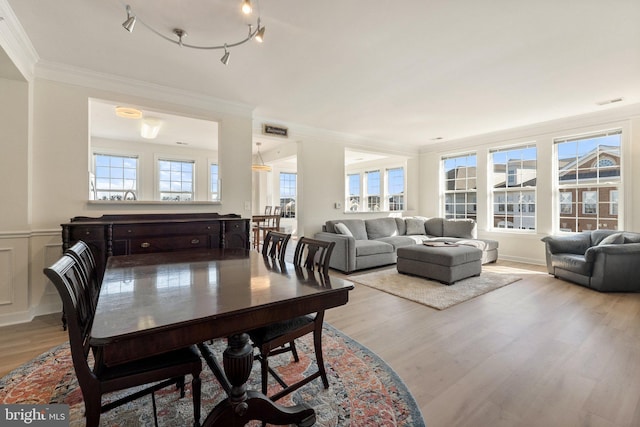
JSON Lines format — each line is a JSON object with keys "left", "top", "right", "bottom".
{"left": 115, "top": 106, "right": 142, "bottom": 119}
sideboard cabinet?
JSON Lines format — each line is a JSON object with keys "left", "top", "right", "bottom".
{"left": 61, "top": 213, "right": 250, "bottom": 280}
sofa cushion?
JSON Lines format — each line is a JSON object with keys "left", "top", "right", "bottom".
{"left": 598, "top": 233, "right": 624, "bottom": 246}
{"left": 355, "top": 240, "right": 394, "bottom": 256}
{"left": 377, "top": 236, "right": 426, "bottom": 250}
{"left": 326, "top": 219, "right": 368, "bottom": 240}
{"left": 334, "top": 222, "right": 353, "bottom": 237}
{"left": 405, "top": 218, "right": 426, "bottom": 235}
{"left": 394, "top": 217, "right": 407, "bottom": 236}
{"left": 424, "top": 218, "right": 444, "bottom": 237}
{"left": 443, "top": 219, "right": 477, "bottom": 239}
{"left": 551, "top": 253, "right": 592, "bottom": 276}
{"left": 365, "top": 218, "right": 399, "bottom": 240}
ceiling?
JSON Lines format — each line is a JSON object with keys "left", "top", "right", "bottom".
{"left": 5, "top": 0, "right": 640, "bottom": 148}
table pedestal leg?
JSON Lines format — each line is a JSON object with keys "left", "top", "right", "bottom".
{"left": 201, "top": 333, "right": 316, "bottom": 427}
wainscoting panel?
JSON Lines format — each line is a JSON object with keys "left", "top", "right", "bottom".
{"left": 0, "top": 248, "right": 14, "bottom": 306}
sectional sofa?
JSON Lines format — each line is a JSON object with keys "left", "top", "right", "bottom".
{"left": 314, "top": 217, "right": 498, "bottom": 273}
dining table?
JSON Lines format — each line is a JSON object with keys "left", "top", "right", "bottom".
{"left": 89, "top": 248, "right": 354, "bottom": 426}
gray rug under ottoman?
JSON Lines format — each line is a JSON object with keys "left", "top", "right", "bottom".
{"left": 397, "top": 244, "right": 482, "bottom": 285}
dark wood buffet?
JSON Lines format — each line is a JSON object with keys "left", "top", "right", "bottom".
{"left": 61, "top": 213, "right": 250, "bottom": 280}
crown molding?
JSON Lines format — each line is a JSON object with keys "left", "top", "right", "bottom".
{"left": 0, "top": 0, "right": 38, "bottom": 81}
{"left": 423, "top": 102, "right": 640, "bottom": 154}
{"left": 252, "top": 115, "right": 419, "bottom": 157}
{"left": 34, "top": 60, "right": 255, "bottom": 118}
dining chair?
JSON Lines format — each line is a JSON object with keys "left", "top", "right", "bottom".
{"left": 261, "top": 230, "right": 291, "bottom": 261}
{"left": 249, "top": 237, "right": 335, "bottom": 401}
{"left": 264, "top": 206, "right": 272, "bottom": 215}
{"left": 44, "top": 254, "right": 202, "bottom": 427}
{"left": 256, "top": 215, "right": 282, "bottom": 251}
{"left": 273, "top": 205, "right": 281, "bottom": 216}
{"left": 65, "top": 241, "right": 100, "bottom": 311}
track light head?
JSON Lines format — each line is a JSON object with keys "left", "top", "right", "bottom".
{"left": 255, "top": 25, "right": 265, "bottom": 43}
{"left": 221, "top": 46, "right": 230, "bottom": 65}
{"left": 122, "top": 5, "right": 136, "bottom": 32}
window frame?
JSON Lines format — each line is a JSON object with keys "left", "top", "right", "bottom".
{"left": 279, "top": 172, "right": 297, "bottom": 218}
{"left": 441, "top": 153, "right": 477, "bottom": 220}
{"left": 489, "top": 144, "right": 537, "bottom": 232}
{"left": 156, "top": 157, "right": 196, "bottom": 202}
{"left": 555, "top": 128, "right": 622, "bottom": 233}
{"left": 92, "top": 152, "right": 139, "bottom": 201}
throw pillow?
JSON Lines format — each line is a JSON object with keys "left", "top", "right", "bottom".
{"left": 598, "top": 233, "right": 624, "bottom": 245}
{"left": 334, "top": 222, "right": 353, "bottom": 237}
{"left": 405, "top": 218, "right": 426, "bottom": 235}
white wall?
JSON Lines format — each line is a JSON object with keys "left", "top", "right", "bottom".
{"left": 419, "top": 105, "right": 640, "bottom": 264}
{"left": 0, "top": 76, "right": 254, "bottom": 325}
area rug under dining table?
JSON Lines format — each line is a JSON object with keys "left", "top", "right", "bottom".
{"left": 0, "top": 323, "right": 424, "bottom": 426}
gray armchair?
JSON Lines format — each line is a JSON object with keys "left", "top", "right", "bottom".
{"left": 541, "top": 230, "right": 640, "bottom": 292}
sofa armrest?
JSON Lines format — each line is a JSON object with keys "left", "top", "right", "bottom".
{"left": 314, "top": 231, "right": 356, "bottom": 273}
{"left": 587, "top": 243, "right": 640, "bottom": 291}
{"left": 541, "top": 233, "right": 591, "bottom": 255}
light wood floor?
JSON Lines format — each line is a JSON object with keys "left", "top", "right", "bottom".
{"left": 2, "top": 260, "right": 640, "bottom": 427}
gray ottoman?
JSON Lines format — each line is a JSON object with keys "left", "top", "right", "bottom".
{"left": 397, "top": 244, "right": 482, "bottom": 285}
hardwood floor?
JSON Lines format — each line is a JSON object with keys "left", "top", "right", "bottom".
{"left": 2, "top": 260, "right": 639, "bottom": 427}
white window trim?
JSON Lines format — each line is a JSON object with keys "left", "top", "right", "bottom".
{"left": 155, "top": 155, "right": 196, "bottom": 201}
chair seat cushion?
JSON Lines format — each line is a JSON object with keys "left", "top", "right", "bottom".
{"left": 249, "top": 315, "right": 314, "bottom": 344}
{"left": 98, "top": 345, "right": 201, "bottom": 381}
{"left": 550, "top": 253, "right": 592, "bottom": 276}
{"left": 355, "top": 240, "right": 394, "bottom": 256}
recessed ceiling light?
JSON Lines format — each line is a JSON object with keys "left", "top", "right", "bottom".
{"left": 115, "top": 106, "right": 142, "bottom": 119}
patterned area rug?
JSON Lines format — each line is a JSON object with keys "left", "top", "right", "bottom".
{"left": 350, "top": 268, "right": 521, "bottom": 310}
{"left": 0, "top": 324, "right": 424, "bottom": 426}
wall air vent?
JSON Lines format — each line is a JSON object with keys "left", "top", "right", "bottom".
{"left": 596, "top": 97, "right": 624, "bottom": 106}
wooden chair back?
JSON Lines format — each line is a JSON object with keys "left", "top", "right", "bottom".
{"left": 293, "top": 237, "right": 335, "bottom": 276}
{"left": 44, "top": 255, "right": 95, "bottom": 387}
{"left": 264, "top": 206, "right": 272, "bottom": 215}
{"left": 262, "top": 231, "right": 291, "bottom": 261}
{"left": 273, "top": 206, "right": 281, "bottom": 216}
{"left": 65, "top": 241, "right": 100, "bottom": 310}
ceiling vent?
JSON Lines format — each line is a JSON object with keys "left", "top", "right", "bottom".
{"left": 596, "top": 97, "right": 624, "bottom": 106}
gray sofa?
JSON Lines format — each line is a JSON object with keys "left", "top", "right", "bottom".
{"left": 541, "top": 230, "right": 640, "bottom": 292}
{"left": 314, "top": 217, "right": 498, "bottom": 273}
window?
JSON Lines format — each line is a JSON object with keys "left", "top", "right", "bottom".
{"left": 365, "top": 170, "right": 381, "bottom": 211}
{"left": 93, "top": 153, "right": 138, "bottom": 201}
{"left": 158, "top": 159, "right": 194, "bottom": 201}
{"left": 210, "top": 163, "right": 220, "bottom": 201}
{"left": 279, "top": 172, "right": 296, "bottom": 218}
{"left": 347, "top": 173, "right": 361, "bottom": 211}
{"left": 386, "top": 167, "right": 405, "bottom": 211}
{"left": 442, "top": 153, "right": 476, "bottom": 219}
{"left": 491, "top": 145, "right": 537, "bottom": 230}
{"left": 556, "top": 129, "right": 621, "bottom": 232}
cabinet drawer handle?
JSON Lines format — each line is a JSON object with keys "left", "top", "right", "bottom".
{"left": 191, "top": 239, "right": 200, "bottom": 244}
{"left": 140, "top": 242, "right": 150, "bottom": 248}
{"left": 85, "top": 231, "right": 91, "bottom": 235}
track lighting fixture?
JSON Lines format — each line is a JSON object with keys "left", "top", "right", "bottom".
{"left": 121, "top": 1, "right": 266, "bottom": 65}
{"left": 221, "top": 46, "right": 230, "bottom": 65}
{"left": 122, "top": 5, "right": 136, "bottom": 32}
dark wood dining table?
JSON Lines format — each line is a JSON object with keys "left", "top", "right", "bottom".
{"left": 89, "top": 249, "right": 353, "bottom": 426}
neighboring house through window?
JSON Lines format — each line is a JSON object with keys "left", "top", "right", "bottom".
{"left": 490, "top": 144, "right": 537, "bottom": 230}
{"left": 556, "top": 129, "right": 622, "bottom": 232}
{"left": 386, "top": 167, "right": 405, "bottom": 211}
{"left": 442, "top": 153, "right": 477, "bottom": 220}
